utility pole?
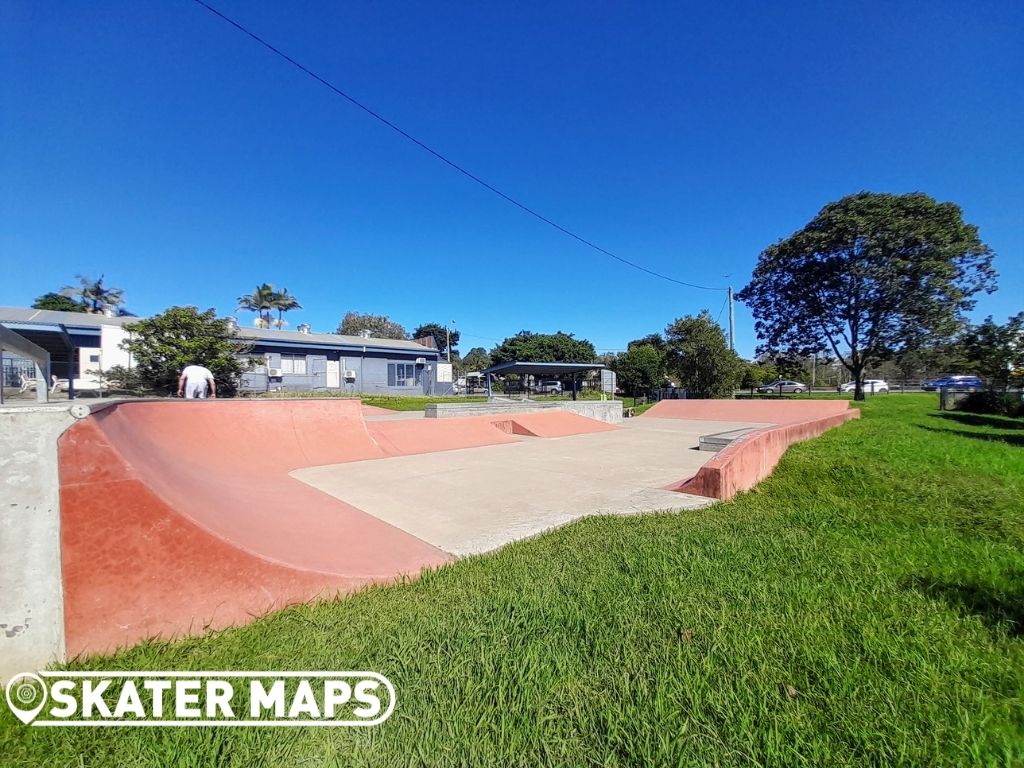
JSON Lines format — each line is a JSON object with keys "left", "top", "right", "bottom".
{"left": 728, "top": 287, "right": 735, "bottom": 351}
{"left": 446, "top": 320, "right": 455, "bottom": 363}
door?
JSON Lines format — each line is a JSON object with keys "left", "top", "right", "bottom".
{"left": 326, "top": 360, "right": 341, "bottom": 388}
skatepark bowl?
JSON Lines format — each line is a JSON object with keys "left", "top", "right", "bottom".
{"left": 13, "top": 397, "right": 858, "bottom": 662}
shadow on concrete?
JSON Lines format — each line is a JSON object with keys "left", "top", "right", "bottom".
{"left": 907, "top": 575, "right": 1024, "bottom": 638}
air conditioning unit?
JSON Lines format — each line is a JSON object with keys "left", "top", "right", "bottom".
{"left": 268, "top": 368, "right": 282, "bottom": 377}
{"left": 344, "top": 370, "right": 357, "bottom": 380}
{"left": 415, "top": 357, "right": 426, "bottom": 365}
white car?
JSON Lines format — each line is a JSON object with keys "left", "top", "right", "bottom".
{"left": 838, "top": 379, "right": 889, "bottom": 393}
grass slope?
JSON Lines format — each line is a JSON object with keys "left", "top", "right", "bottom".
{"left": 2, "top": 396, "right": 1022, "bottom": 766}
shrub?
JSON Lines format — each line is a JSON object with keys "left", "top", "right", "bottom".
{"left": 957, "top": 389, "right": 1024, "bottom": 417}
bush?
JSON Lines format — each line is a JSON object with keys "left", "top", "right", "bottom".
{"left": 956, "top": 389, "right": 1024, "bottom": 417}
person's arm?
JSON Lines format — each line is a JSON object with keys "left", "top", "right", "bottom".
{"left": 177, "top": 372, "right": 186, "bottom": 397}
{"left": 207, "top": 375, "right": 217, "bottom": 398}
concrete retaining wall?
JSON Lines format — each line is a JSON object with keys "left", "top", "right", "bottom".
{"left": 0, "top": 405, "right": 76, "bottom": 682}
{"left": 425, "top": 399, "right": 623, "bottom": 424}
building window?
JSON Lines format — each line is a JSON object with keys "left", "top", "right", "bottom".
{"left": 388, "top": 362, "right": 420, "bottom": 387}
{"left": 89, "top": 354, "right": 100, "bottom": 363}
{"left": 280, "top": 354, "right": 307, "bottom": 375}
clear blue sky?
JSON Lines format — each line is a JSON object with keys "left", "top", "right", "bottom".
{"left": 2, "top": 1, "right": 1021, "bottom": 358}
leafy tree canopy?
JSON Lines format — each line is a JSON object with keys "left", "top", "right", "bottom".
{"left": 737, "top": 191, "right": 996, "bottom": 400}
{"left": 627, "top": 333, "right": 666, "bottom": 352}
{"left": 117, "top": 307, "right": 250, "bottom": 396}
{"left": 490, "top": 331, "right": 596, "bottom": 365}
{"left": 613, "top": 344, "right": 665, "bottom": 396}
{"left": 60, "top": 274, "right": 126, "bottom": 314}
{"left": 665, "top": 311, "right": 743, "bottom": 398}
{"left": 412, "top": 323, "right": 460, "bottom": 355}
{"left": 461, "top": 347, "right": 492, "bottom": 372}
{"left": 337, "top": 312, "right": 408, "bottom": 340}
{"left": 962, "top": 313, "right": 1024, "bottom": 390}
{"left": 32, "top": 292, "right": 87, "bottom": 312}
{"left": 237, "top": 284, "right": 301, "bottom": 329}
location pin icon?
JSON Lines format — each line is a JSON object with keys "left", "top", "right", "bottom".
{"left": 5, "top": 673, "right": 48, "bottom": 725}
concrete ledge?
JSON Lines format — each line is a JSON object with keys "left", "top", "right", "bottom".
{"left": 673, "top": 410, "right": 860, "bottom": 500}
{"left": 426, "top": 399, "right": 623, "bottom": 424}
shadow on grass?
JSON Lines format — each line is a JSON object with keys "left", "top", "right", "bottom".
{"left": 908, "top": 575, "right": 1024, "bottom": 638}
{"left": 933, "top": 411, "right": 1024, "bottom": 431}
{"left": 918, "top": 425, "right": 1024, "bottom": 448}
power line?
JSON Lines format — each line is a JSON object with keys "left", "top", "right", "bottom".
{"left": 191, "top": 0, "right": 728, "bottom": 293}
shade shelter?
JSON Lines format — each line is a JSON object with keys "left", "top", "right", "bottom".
{"left": 480, "top": 361, "right": 607, "bottom": 401}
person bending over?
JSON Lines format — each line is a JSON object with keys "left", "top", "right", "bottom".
{"left": 178, "top": 364, "right": 216, "bottom": 399}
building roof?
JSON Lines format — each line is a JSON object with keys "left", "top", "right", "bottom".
{"left": 0, "top": 307, "right": 440, "bottom": 355}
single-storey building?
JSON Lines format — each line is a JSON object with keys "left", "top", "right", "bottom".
{"left": 0, "top": 307, "right": 452, "bottom": 396}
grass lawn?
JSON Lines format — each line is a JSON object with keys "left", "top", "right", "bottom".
{"left": 3, "top": 396, "right": 1022, "bottom": 766}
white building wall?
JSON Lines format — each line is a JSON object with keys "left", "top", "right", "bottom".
{"left": 100, "top": 325, "right": 131, "bottom": 370}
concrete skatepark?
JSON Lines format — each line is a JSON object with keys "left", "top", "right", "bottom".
{"left": 0, "top": 396, "right": 857, "bottom": 679}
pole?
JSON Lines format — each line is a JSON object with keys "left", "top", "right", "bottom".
{"left": 728, "top": 287, "right": 735, "bottom": 351}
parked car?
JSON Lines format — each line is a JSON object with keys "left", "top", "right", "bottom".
{"left": 922, "top": 375, "right": 983, "bottom": 392}
{"left": 535, "top": 379, "right": 563, "bottom": 395}
{"left": 838, "top": 379, "right": 889, "bottom": 393}
{"left": 756, "top": 380, "right": 807, "bottom": 394}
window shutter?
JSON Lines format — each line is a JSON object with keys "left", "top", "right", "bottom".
{"left": 387, "top": 364, "right": 396, "bottom": 387}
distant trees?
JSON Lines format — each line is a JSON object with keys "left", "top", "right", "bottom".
{"left": 613, "top": 344, "right": 665, "bottom": 396}
{"left": 113, "top": 307, "right": 250, "bottom": 396}
{"left": 412, "top": 323, "right": 460, "bottom": 356}
{"left": 962, "top": 313, "right": 1024, "bottom": 391}
{"left": 237, "top": 284, "right": 301, "bottom": 329}
{"left": 461, "top": 347, "right": 491, "bottom": 372}
{"left": 738, "top": 192, "right": 996, "bottom": 400}
{"left": 489, "top": 331, "right": 596, "bottom": 365}
{"left": 59, "top": 274, "right": 127, "bottom": 314}
{"left": 337, "top": 312, "right": 408, "bottom": 340}
{"left": 32, "top": 292, "right": 86, "bottom": 312}
{"left": 664, "top": 311, "right": 743, "bottom": 398}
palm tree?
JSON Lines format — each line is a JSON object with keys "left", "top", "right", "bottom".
{"left": 271, "top": 288, "right": 302, "bottom": 329}
{"left": 237, "top": 284, "right": 277, "bottom": 328}
{"left": 60, "top": 275, "right": 126, "bottom": 314}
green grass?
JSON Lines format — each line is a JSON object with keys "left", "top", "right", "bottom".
{"left": 3, "top": 396, "right": 1022, "bottom": 766}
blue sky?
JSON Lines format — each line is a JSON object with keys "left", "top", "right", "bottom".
{"left": 2, "top": 1, "right": 1021, "bottom": 358}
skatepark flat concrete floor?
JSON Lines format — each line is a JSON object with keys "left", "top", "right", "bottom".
{"left": 293, "top": 416, "right": 771, "bottom": 556}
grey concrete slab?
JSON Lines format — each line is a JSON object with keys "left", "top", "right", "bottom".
{"left": 293, "top": 416, "right": 770, "bottom": 556}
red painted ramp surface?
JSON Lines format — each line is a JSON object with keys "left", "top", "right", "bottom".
{"left": 645, "top": 399, "right": 859, "bottom": 500}
{"left": 644, "top": 399, "right": 852, "bottom": 424}
{"left": 58, "top": 400, "right": 458, "bottom": 657}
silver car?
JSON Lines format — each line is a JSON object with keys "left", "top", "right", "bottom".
{"left": 757, "top": 379, "right": 807, "bottom": 394}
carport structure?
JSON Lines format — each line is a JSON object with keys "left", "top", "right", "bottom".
{"left": 481, "top": 361, "right": 607, "bottom": 400}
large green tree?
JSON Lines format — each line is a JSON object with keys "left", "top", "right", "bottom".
{"left": 412, "top": 323, "right": 460, "bottom": 356}
{"left": 613, "top": 344, "right": 665, "bottom": 396}
{"left": 461, "top": 347, "right": 491, "bottom": 372}
{"left": 962, "top": 313, "right": 1024, "bottom": 390}
{"left": 32, "top": 292, "right": 87, "bottom": 312}
{"left": 664, "top": 311, "right": 743, "bottom": 398}
{"left": 271, "top": 288, "right": 302, "bottom": 329}
{"left": 115, "top": 307, "right": 250, "bottom": 396}
{"left": 490, "top": 331, "right": 596, "bottom": 365}
{"left": 737, "top": 192, "right": 996, "bottom": 400}
{"left": 337, "top": 312, "right": 408, "bottom": 340}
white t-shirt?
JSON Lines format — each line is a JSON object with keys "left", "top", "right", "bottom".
{"left": 181, "top": 365, "right": 214, "bottom": 384}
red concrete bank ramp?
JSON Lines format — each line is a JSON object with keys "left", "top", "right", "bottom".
{"left": 644, "top": 398, "right": 852, "bottom": 424}
{"left": 58, "top": 400, "right": 455, "bottom": 657}
{"left": 645, "top": 399, "right": 859, "bottom": 500}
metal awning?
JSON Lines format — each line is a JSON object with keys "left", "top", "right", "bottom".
{"left": 481, "top": 361, "right": 606, "bottom": 377}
